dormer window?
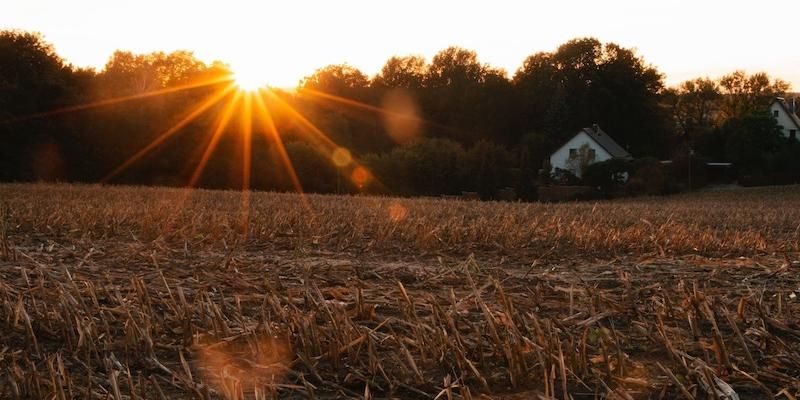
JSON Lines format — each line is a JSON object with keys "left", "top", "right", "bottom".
{"left": 774, "top": 110, "right": 780, "bottom": 118}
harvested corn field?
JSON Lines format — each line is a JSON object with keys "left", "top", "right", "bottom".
{"left": 1, "top": 183, "right": 799, "bottom": 399}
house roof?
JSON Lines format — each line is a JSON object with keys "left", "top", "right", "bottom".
{"left": 772, "top": 98, "right": 800, "bottom": 130}
{"left": 581, "top": 126, "right": 633, "bottom": 160}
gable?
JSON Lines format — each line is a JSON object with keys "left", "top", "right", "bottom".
{"left": 550, "top": 127, "right": 632, "bottom": 161}
{"left": 551, "top": 131, "right": 614, "bottom": 161}
{"left": 771, "top": 100, "right": 800, "bottom": 131}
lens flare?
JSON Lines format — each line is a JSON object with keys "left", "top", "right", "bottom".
{"left": 351, "top": 166, "right": 370, "bottom": 186}
{"left": 388, "top": 202, "right": 408, "bottom": 221}
{"left": 381, "top": 89, "right": 422, "bottom": 145}
{"left": 193, "top": 333, "right": 292, "bottom": 399}
{"left": 331, "top": 147, "right": 352, "bottom": 167}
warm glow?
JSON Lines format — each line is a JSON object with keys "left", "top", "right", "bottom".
{"left": 3, "top": 1, "right": 799, "bottom": 89}
{"left": 232, "top": 65, "right": 268, "bottom": 91}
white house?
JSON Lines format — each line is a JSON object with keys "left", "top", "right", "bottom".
{"left": 549, "top": 124, "right": 633, "bottom": 177}
{"left": 770, "top": 97, "right": 800, "bottom": 141}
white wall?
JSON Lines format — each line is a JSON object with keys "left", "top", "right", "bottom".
{"left": 549, "top": 131, "right": 613, "bottom": 177}
{"left": 770, "top": 102, "right": 799, "bottom": 139}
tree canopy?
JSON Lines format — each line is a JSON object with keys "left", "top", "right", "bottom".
{"left": 1, "top": 29, "right": 795, "bottom": 197}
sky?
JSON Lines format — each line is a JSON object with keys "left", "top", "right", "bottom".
{"left": 3, "top": 0, "right": 799, "bottom": 89}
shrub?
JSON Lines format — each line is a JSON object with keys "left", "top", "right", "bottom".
{"left": 582, "top": 158, "right": 629, "bottom": 195}
{"left": 627, "top": 158, "right": 667, "bottom": 195}
{"left": 464, "top": 140, "right": 513, "bottom": 199}
{"left": 284, "top": 141, "right": 339, "bottom": 193}
{"left": 552, "top": 167, "right": 581, "bottom": 186}
{"left": 363, "top": 138, "right": 467, "bottom": 196}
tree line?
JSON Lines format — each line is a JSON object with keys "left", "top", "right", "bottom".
{"left": 1, "top": 29, "right": 796, "bottom": 198}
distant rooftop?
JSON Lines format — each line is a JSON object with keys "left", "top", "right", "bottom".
{"left": 583, "top": 125, "right": 633, "bottom": 160}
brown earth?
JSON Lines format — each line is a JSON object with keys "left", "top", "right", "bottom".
{"left": 1, "top": 183, "right": 799, "bottom": 399}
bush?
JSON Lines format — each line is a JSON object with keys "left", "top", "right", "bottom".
{"left": 537, "top": 158, "right": 553, "bottom": 187}
{"left": 627, "top": 158, "right": 667, "bottom": 195}
{"left": 284, "top": 141, "right": 339, "bottom": 194}
{"left": 363, "top": 138, "right": 467, "bottom": 196}
{"left": 552, "top": 168, "right": 581, "bottom": 186}
{"left": 581, "top": 158, "right": 629, "bottom": 195}
{"left": 464, "top": 140, "right": 513, "bottom": 199}
{"left": 721, "top": 112, "right": 783, "bottom": 175}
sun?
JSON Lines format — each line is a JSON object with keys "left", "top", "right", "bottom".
{"left": 232, "top": 65, "right": 268, "bottom": 91}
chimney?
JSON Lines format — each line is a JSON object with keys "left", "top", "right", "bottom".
{"left": 592, "top": 123, "right": 600, "bottom": 133}
{"left": 792, "top": 98, "right": 797, "bottom": 114}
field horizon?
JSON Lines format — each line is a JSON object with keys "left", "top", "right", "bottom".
{"left": 1, "top": 183, "right": 799, "bottom": 399}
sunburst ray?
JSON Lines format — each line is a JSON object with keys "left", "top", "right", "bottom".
{"left": 156, "top": 90, "right": 242, "bottom": 239}
{"left": 264, "top": 89, "right": 388, "bottom": 193}
{"left": 298, "top": 87, "right": 449, "bottom": 128}
{"left": 3, "top": 76, "right": 234, "bottom": 124}
{"left": 188, "top": 91, "right": 243, "bottom": 187}
{"left": 252, "top": 90, "right": 304, "bottom": 195}
{"left": 240, "top": 92, "right": 253, "bottom": 240}
{"left": 102, "top": 84, "right": 236, "bottom": 182}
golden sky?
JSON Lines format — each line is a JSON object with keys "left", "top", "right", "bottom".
{"left": 3, "top": 0, "right": 799, "bottom": 89}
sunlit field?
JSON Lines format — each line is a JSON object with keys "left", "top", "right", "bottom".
{"left": 1, "top": 183, "right": 800, "bottom": 399}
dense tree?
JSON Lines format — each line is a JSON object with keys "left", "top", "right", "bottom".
{"left": 0, "top": 30, "right": 92, "bottom": 181}
{"left": 764, "top": 140, "right": 800, "bottom": 184}
{"left": 97, "top": 50, "right": 211, "bottom": 97}
{"left": 718, "top": 71, "right": 789, "bottom": 120}
{"left": 363, "top": 138, "right": 467, "bottom": 196}
{"left": 3, "top": 28, "right": 798, "bottom": 196}
{"left": 284, "top": 141, "right": 339, "bottom": 193}
{"left": 0, "top": 30, "right": 86, "bottom": 115}
{"left": 422, "top": 47, "right": 514, "bottom": 144}
{"left": 372, "top": 56, "right": 427, "bottom": 90}
{"left": 464, "top": 140, "right": 513, "bottom": 198}
{"left": 721, "top": 112, "right": 784, "bottom": 173}
{"left": 77, "top": 50, "right": 231, "bottom": 183}
{"left": 664, "top": 77, "right": 721, "bottom": 140}
{"left": 296, "top": 64, "right": 389, "bottom": 154}
{"left": 513, "top": 38, "right": 670, "bottom": 157}
{"left": 300, "top": 64, "right": 370, "bottom": 101}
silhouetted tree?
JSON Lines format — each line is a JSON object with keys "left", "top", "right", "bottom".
{"left": 513, "top": 38, "right": 670, "bottom": 157}
{"left": 464, "top": 140, "right": 513, "bottom": 198}
{"left": 372, "top": 56, "right": 427, "bottom": 90}
{"left": 6, "top": 28, "right": 800, "bottom": 197}
{"left": 0, "top": 30, "right": 91, "bottom": 181}
{"left": 721, "top": 112, "right": 784, "bottom": 174}
{"left": 284, "top": 141, "right": 338, "bottom": 193}
{"left": 422, "top": 47, "right": 513, "bottom": 144}
{"left": 296, "top": 64, "right": 390, "bottom": 155}
{"left": 664, "top": 77, "right": 721, "bottom": 140}
{"left": 718, "top": 71, "right": 789, "bottom": 120}
{"left": 300, "top": 64, "right": 370, "bottom": 101}
{"left": 97, "top": 50, "right": 210, "bottom": 97}
{"left": 364, "top": 138, "right": 466, "bottom": 196}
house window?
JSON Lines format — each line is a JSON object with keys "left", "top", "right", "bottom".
{"left": 588, "top": 149, "right": 596, "bottom": 160}
{"left": 791, "top": 129, "right": 797, "bottom": 141}
{"left": 774, "top": 110, "right": 780, "bottom": 118}
{"left": 569, "top": 148, "right": 577, "bottom": 157}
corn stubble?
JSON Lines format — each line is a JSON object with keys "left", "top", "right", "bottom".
{"left": 1, "top": 183, "right": 799, "bottom": 399}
